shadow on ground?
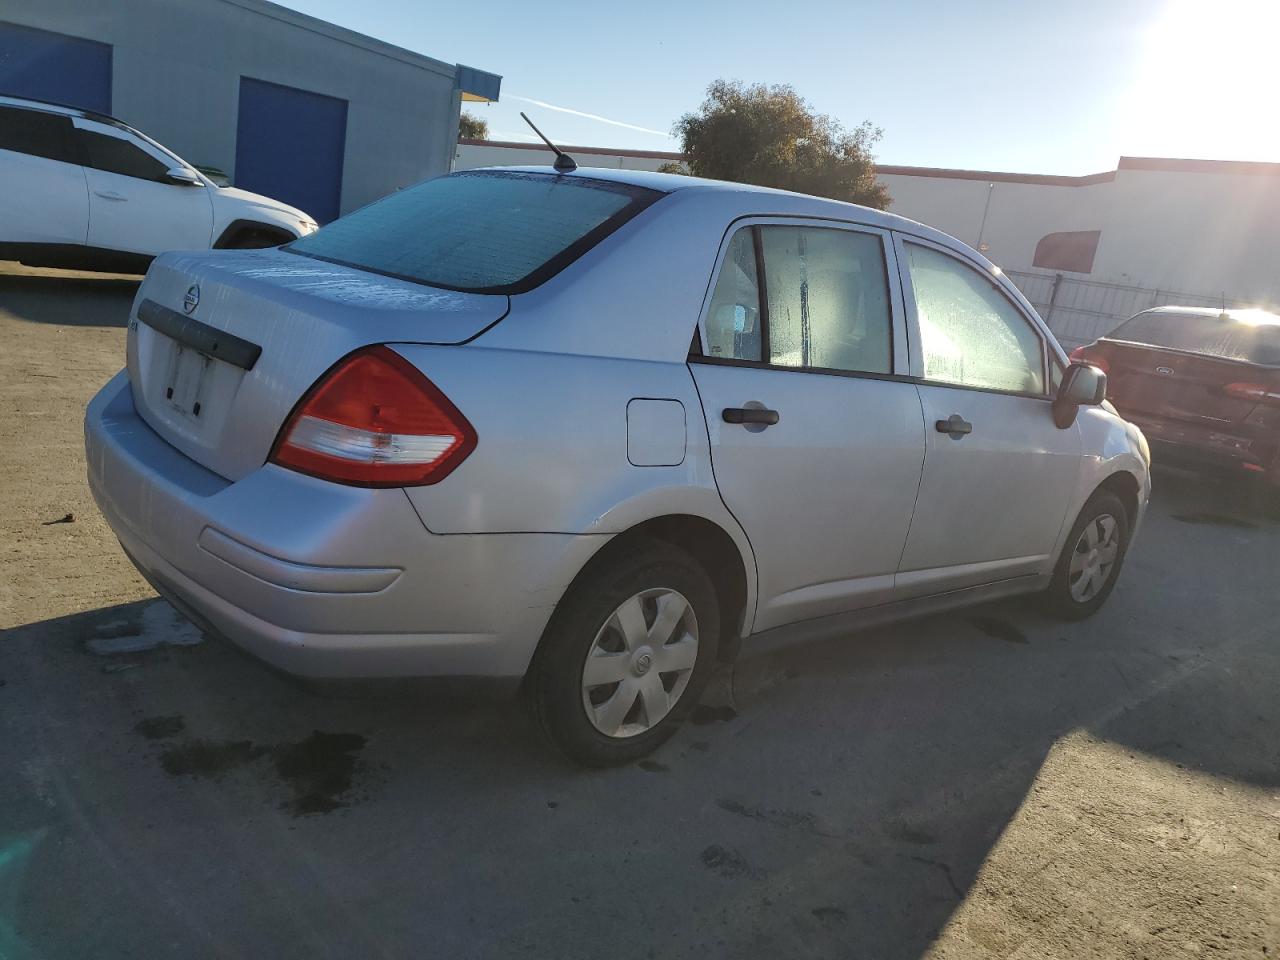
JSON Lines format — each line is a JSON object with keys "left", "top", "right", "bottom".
{"left": 0, "top": 268, "right": 140, "bottom": 328}
{"left": 1153, "top": 460, "right": 1280, "bottom": 524}
{"left": 2, "top": 456, "right": 1276, "bottom": 959}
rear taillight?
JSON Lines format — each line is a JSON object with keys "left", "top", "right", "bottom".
{"left": 270, "top": 346, "right": 476, "bottom": 487}
{"left": 1069, "top": 345, "right": 1108, "bottom": 374}
{"left": 1224, "top": 382, "right": 1280, "bottom": 406}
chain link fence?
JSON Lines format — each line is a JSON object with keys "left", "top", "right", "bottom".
{"left": 1006, "top": 269, "right": 1253, "bottom": 348}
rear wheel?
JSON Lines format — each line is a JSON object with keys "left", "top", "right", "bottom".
{"left": 527, "top": 539, "right": 719, "bottom": 766}
{"left": 1043, "top": 490, "right": 1129, "bottom": 620}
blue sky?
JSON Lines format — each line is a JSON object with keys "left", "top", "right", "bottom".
{"left": 279, "top": 0, "right": 1278, "bottom": 175}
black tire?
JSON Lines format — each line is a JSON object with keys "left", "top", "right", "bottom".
{"left": 1043, "top": 490, "right": 1130, "bottom": 620}
{"left": 527, "top": 538, "right": 720, "bottom": 766}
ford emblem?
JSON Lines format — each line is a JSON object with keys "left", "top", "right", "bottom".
{"left": 183, "top": 285, "right": 200, "bottom": 314}
{"left": 1155, "top": 365, "right": 1174, "bottom": 376}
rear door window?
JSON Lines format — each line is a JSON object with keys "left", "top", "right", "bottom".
{"left": 0, "top": 106, "right": 80, "bottom": 164}
{"left": 703, "top": 228, "right": 763, "bottom": 361}
{"left": 287, "top": 171, "right": 663, "bottom": 294}
{"left": 699, "top": 223, "right": 894, "bottom": 374}
{"left": 761, "top": 226, "right": 892, "bottom": 374}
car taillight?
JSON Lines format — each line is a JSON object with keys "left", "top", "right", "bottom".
{"left": 1224, "top": 382, "right": 1280, "bottom": 406}
{"left": 1069, "top": 345, "right": 1108, "bottom": 374}
{"left": 270, "top": 345, "right": 476, "bottom": 487}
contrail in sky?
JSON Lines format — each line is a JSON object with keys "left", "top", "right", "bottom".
{"left": 507, "top": 95, "right": 670, "bottom": 137}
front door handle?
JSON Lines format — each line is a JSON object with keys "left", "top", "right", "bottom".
{"left": 723, "top": 406, "right": 780, "bottom": 426}
{"left": 94, "top": 190, "right": 127, "bottom": 202}
{"left": 935, "top": 414, "right": 973, "bottom": 437}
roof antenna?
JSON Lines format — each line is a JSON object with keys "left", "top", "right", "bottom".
{"left": 520, "top": 112, "right": 577, "bottom": 173}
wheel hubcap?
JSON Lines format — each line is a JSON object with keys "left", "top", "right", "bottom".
{"left": 581, "top": 588, "right": 699, "bottom": 739}
{"left": 1069, "top": 513, "right": 1120, "bottom": 603}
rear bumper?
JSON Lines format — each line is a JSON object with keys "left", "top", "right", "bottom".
{"left": 85, "top": 371, "right": 604, "bottom": 679}
{"left": 1123, "top": 411, "right": 1279, "bottom": 484}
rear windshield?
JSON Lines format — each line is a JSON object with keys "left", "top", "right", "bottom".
{"left": 1108, "top": 311, "right": 1280, "bottom": 365}
{"left": 286, "top": 170, "right": 663, "bottom": 294}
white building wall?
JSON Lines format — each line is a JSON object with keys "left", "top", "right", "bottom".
{"left": 1090, "top": 168, "right": 1280, "bottom": 297}
{"left": 881, "top": 165, "right": 1280, "bottom": 307}
{"left": 877, "top": 175, "right": 1108, "bottom": 270}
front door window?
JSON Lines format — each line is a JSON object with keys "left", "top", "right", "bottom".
{"left": 904, "top": 242, "right": 1046, "bottom": 394}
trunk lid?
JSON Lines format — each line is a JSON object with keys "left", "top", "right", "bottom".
{"left": 1093, "top": 338, "right": 1274, "bottom": 425}
{"left": 125, "top": 247, "right": 508, "bottom": 481}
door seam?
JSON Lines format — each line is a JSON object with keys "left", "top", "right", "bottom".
{"left": 685, "top": 361, "right": 762, "bottom": 636}
{"left": 895, "top": 383, "right": 931, "bottom": 575}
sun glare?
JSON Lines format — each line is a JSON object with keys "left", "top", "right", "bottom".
{"left": 1120, "top": 0, "right": 1280, "bottom": 161}
{"left": 1230, "top": 308, "right": 1280, "bottom": 326}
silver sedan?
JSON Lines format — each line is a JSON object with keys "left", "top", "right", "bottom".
{"left": 85, "top": 167, "right": 1150, "bottom": 764}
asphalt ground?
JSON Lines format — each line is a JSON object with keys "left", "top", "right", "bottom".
{"left": 2, "top": 263, "right": 1276, "bottom": 959}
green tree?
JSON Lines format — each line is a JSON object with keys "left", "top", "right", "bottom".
{"left": 672, "top": 80, "right": 888, "bottom": 209}
{"left": 458, "top": 111, "right": 488, "bottom": 141}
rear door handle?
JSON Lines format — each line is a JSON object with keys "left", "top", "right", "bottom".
{"left": 94, "top": 190, "right": 127, "bottom": 201}
{"left": 935, "top": 414, "right": 973, "bottom": 437}
{"left": 723, "top": 406, "right": 780, "bottom": 426}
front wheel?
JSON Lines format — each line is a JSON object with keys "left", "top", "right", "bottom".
{"left": 527, "top": 539, "right": 719, "bottom": 766}
{"left": 1043, "top": 490, "right": 1130, "bottom": 620}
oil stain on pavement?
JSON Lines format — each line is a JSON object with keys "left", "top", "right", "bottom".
{"left": 154, "top": 729, "right": 368, "bottom": 816}
{"left": 133, "top": 715, "right": 185, "bottom": 740}
{"left": 272, "top": 731, "right": 367, "bottom": 816}
{"left": 701, "top": 844, "right": 755, "bottom": 878}
{"left": 811, "top": 906, "right": 847, "bottom": 926}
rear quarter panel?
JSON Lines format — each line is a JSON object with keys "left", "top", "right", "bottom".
{"left": 397, "top": 342, "right": 759, "bottom": 629}
{"left": 397, "top": 344, "right": 729, "bottom": 530}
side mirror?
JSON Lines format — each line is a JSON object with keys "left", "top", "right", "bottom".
{"left": 164, "top": 167, "right": 201, "bottom": 186}
{"left": 1053, "top": 362, "right": 1108, "bottom": 428}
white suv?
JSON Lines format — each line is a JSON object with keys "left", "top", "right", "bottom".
{"left": 0, "top": 95, "right": 318, "bottom": 273}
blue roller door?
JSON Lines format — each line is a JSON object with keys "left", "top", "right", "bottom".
{"left": 0, "top": 21, "right": 112, "bottom": 113}
{"left": 235, "top": 77, "right": 347, "bottom": 223}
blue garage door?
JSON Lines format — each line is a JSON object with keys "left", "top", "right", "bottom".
{"left": 0, "top": 21, "right": 112, "bottom": 113}
{"left": 235, "top": 77, "right": 347, "bottom": 223}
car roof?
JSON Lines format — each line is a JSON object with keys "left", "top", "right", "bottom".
{"left": 1130, "top": 305, "right": 1280, "bottom": 327}
{"left": 469, "top": 164, "right": 950, "bottom": 241}
{"left": 0, "top": 94, "right": 123, "bottom": 127}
